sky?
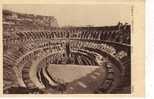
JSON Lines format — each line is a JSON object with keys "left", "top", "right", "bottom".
{"left": 3, "top": 4, "right": 132, "bottom": 27}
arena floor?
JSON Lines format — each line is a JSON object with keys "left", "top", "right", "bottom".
{"left": 47, "top": 64, "right": 100, "bottom": 83}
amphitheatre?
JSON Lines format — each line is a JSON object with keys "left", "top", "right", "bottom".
{"left": 3, "top": 9, "right": 131, "bottom": 94}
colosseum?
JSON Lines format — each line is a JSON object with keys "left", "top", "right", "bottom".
{"left": 3, "top": 9, "right": 131, "bottom": 94}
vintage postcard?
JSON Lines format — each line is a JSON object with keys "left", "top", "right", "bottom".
{"left": 0, "top": 0, "right": 144, "bottom": 97}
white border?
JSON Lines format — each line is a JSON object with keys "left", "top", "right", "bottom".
{"left": 146, "top": 0, "right": 154, "bottom": 99}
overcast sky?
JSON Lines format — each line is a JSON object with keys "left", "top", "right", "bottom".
{"left": 3, "top": 4, "right": 132, "bottom": 27}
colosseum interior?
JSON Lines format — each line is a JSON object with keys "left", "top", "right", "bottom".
{"left": 3, "top": 9, "right": 131, "bottom": 94}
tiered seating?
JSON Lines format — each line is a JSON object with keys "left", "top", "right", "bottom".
{"left": 3, "top": 23, "right": 130, "bottom": 46}
{"left": 69, "top": 40, "right": 130, "bottom": 92}
{"left": 3, "top": 61, "right": 18, "bottom": 92}
{"left": 3, "top": 22, "right": 131, "bottom": 94}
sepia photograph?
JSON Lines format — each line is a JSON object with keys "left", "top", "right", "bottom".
{"left": 3, "top": 4, "right": 132, "bottom": 94}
